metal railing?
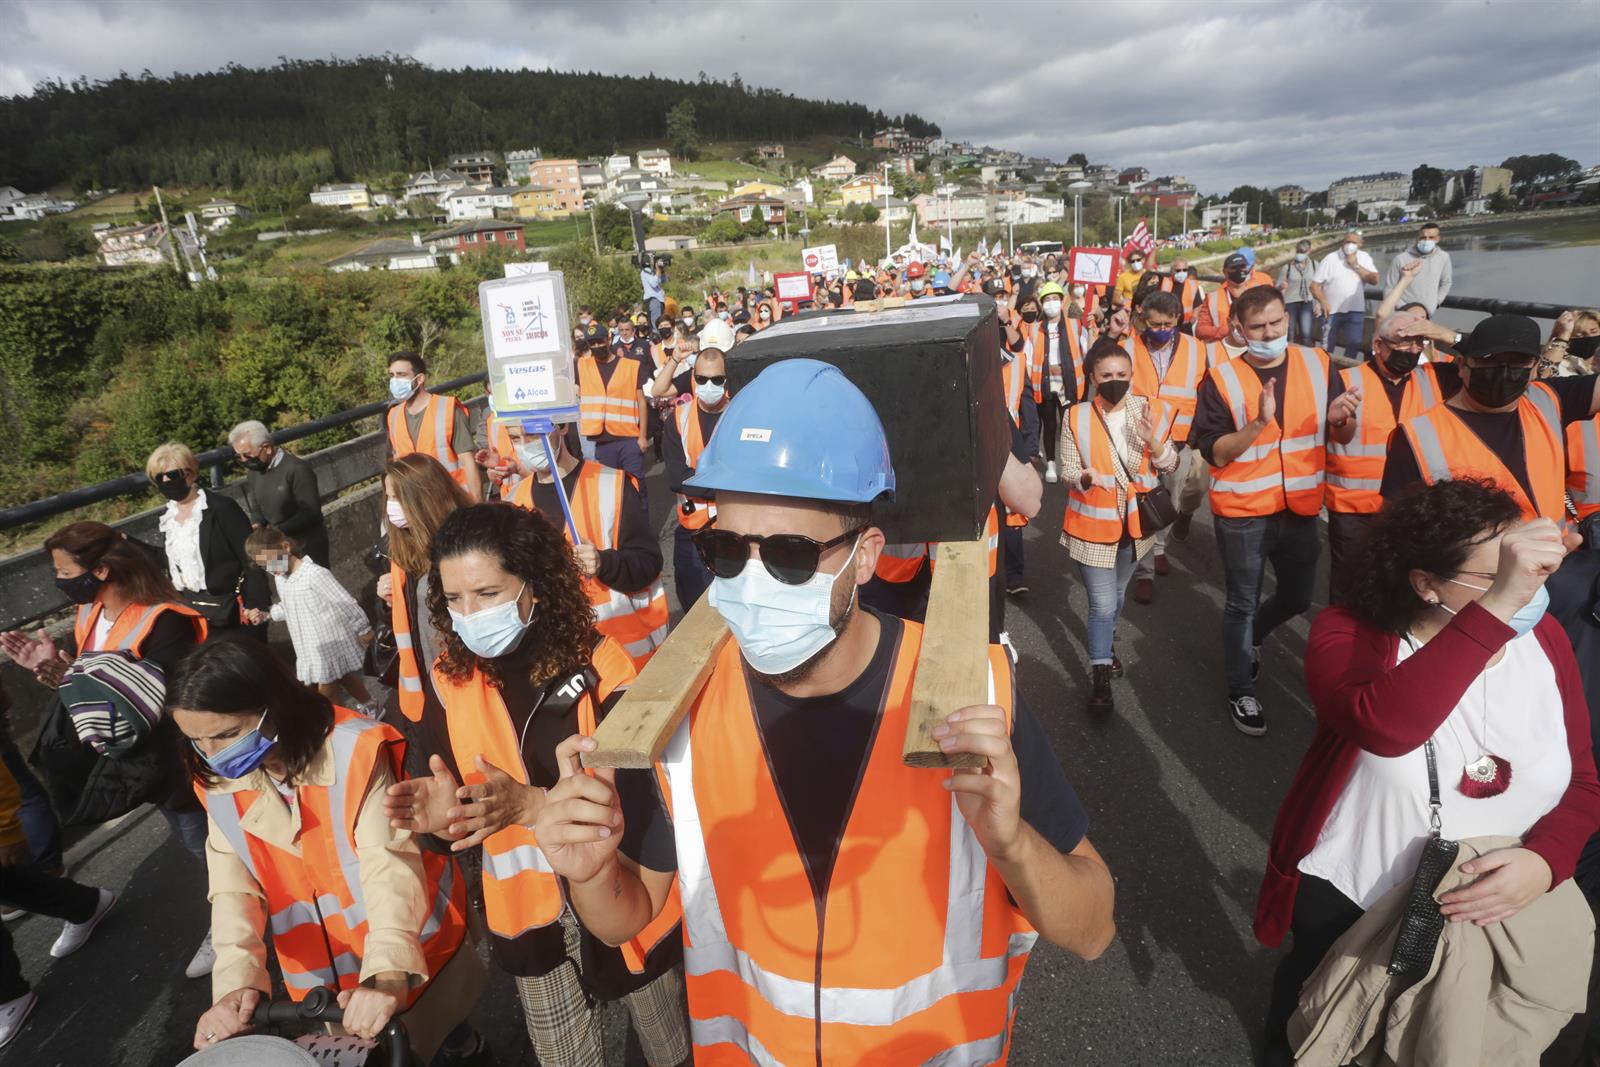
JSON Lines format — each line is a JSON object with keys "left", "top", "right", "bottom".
{"left": 1191, "top": 273, "right": 1569, "bottom": 320}
{"left": 0, "top": 373, "right": 486, "bottom": 532}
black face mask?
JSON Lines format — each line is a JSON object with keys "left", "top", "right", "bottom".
{"left": 240, "top": 454, "right": 269, "bottom": 472}
{"left": 56, "top": 571, "right": 103, "bottom": 605}
{"left": 155, "top": 471, "right": 191, "bottom": 502}
{"left": 1225, "top": 269, "right": 1250, "bottom": 284}
{"left": 1381, "top": 348, "right": 1421, "bottom": 377}
{"left": 1020, "top": 310, "right": 1039, "bottom": 323}
{"left": 1097, "top": 380, "right": 1131, "bottom": 406}
{"left": 1571, "top": 334, "right": 1600, "bottom": 362}
{"left": 1464, "top": 362, "right": 1532, "bottom": 408}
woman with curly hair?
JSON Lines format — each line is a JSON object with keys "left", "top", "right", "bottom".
{"left": 382, "top": 502, "right": 687, "bottom": 1067}
{"left": 1255, "top": 479, "right": 1600, "bottom": 1066}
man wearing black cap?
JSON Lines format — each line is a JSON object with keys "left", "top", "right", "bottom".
{"left": 1195, "top": 252, "right": 1270, "bottom": 343}
{"left": 577, "top": 323, "right": 654, "bottom": 514}
{"left": 1383, "top": 314, "right": 1600, "bottom": 521}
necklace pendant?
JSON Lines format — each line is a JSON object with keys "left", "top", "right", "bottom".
{"left": 1458, "top": 754, "right": 1513, "bottom": 799}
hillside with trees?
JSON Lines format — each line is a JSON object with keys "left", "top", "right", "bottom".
{"left": 0, "top": 56, "right": 940, "bottom": 196}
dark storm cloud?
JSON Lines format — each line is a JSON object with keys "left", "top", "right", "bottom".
{"left": 2, "top": 0, "right": 1597, "bottom": 192}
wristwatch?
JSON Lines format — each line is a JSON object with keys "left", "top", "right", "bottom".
{"left": 1451, "top": 331, "right": 1462, "bottom": 347}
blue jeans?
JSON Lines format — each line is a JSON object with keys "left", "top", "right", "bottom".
{"left": 673, "top": 523, "right": 712, "bottom": 612}
{"left": 159, "top": 802, "right": 209, "bottom": 862}
{"left": 0, "top": 723, "right": 62, "bottom": 870}
{"left": 593, "top": 437, "right": 648, "bottom": 518}
{"left": 1214, "top": 512, "right": 1322, "bottom": 698}
{"left": 1075, "top": 542, "right": 1136, "bottom": 665}
{"left": 1286, "top": 301, "right": 1316, "bottom": 346}
{"left": 1323, "top": 310, "right": 1365, "bottom": 357}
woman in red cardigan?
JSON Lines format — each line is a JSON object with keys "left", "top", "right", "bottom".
{"left": 1256, "top": 477, "right": 1600, "bottom": 1066}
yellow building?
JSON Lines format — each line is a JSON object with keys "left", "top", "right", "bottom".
{"left": 840, "top": 175, "right": 891, "bottom": 205}
{"left": 731, "top": 180, "right": 785, "bottom": 200}
{"left": 512, "top": 185, "right": 562, "bottom": 218}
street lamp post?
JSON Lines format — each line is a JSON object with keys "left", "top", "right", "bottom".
{"left": 883, "top": 162, "right": 892, "bottom": 262}
{"left": 1068, "top": 181, "right": 1093, "bottom": 248}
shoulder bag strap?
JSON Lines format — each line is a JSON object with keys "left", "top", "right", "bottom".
{"left": 1090, "top": 401, "right": 1136, "bottom": 492}
{"left": 1424, "top": 738, "right": 1442, "bottom": 838}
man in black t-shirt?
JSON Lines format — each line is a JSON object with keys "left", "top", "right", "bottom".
{"left": 660, "top": 346, "right": 729, "bottom": 611}
{"left": 534, "top": 359, "right": 1113, "bottom": 1065}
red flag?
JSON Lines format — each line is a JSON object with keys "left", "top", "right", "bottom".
{"left": 1125, "top": 219, "right": 1154, "bottom": 255}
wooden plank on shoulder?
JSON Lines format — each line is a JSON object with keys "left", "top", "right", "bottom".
{"left": 583, "top": 594, "right": 731, "bottom": 769}
{"left": 903, "top": 538, "right": 989, "bottom": 769}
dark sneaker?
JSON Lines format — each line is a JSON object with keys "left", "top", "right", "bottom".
{"left": 1230, "top": 696, "right": 1267, "bottom": 736}
{"left": 1006, "top": 582, "right": 1028, "bottom": 596}
{"left": 1132, "top": 577, "right": 1154, "bottom": 604}
{"left": 1110, "top": 655, "right": 1124, "bottom": 678}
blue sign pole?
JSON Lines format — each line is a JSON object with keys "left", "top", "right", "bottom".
{"left": 523, "top": 415, "right": 582, "bottom": 545}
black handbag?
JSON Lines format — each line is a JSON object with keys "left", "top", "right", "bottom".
{"left": 185, "top": 575, "right": 244, "bottom": 627}
{"left": 364, "top": 620, "right": 400, "bottom": 687}
{"left": 1386, "top": 740, "right": 1460, "bottom": 978}
{"left": 1092, "top": 401, "right": 1179, "bottom": 534}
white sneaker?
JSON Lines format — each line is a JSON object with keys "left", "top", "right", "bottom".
{"left": 0, "top": 992, "right": 37, "bottom": 1049}
{"left": 1045, "top": 461, "right": 1059, "bottom": 483}
{"left": 49, "top": 888, "right": 116, "bottom": 958}
{"left": 1, "top": 906, "right": 26, "bottom": 922}
{"left": 185, "top": 931, "right": 216, "bottom": 978}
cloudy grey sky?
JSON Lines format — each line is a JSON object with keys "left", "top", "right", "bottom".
{"left": 2, "top": 0, "right": 1597, "bottom": 193}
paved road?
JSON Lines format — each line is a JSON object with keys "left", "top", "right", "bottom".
{"left": 4, "top": 466, "right": 1328, "bottom": 1066}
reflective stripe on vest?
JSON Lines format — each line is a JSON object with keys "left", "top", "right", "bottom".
{"left": 1125, "top": 334, "right": 1209, "bottom": 439}
{"left": 1061, "top": 400, "right": 1161, "bottom": 543}
{"left": 578, "top": 356, "right": 644, "bottom": 436}
{"left": 1568, "top": 417, "right": 1600, "bottom": 519}
{"left": 1402, "top": 382, "right": 1566, "bottom": 522}
{"left": 1326, "top": 362, "right": 1444, "bottom": 514}
{"left": 74, "top": 600, "right": 205, "bottom": 657}
{"left": 387, "top": 395, "right": 464, "bottom": 483}
{"left": 675, "top": 401, "right": 719, "bottom": 530}
{"left": 875, "top": 542, "right": 929, "bottom": 583}
{"left": 202, "top": 709, "right": 465, "bottom": 1004}
{"left": 389, "top": 565, "right": 424, "bottom": 722}
{"left": 1207, "top": 346, "right": 1329, "bottom": 518}
{"left": 660, "top": 627, "right": 1036, "bottom": 1064}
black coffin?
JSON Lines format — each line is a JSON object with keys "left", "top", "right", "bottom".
{"left": 724, "top": 294, "right": 1009, "bottom": 544}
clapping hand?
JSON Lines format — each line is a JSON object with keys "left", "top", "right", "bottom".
{"left": 1328, "top": 386, "right": 1361, "bottom": 429}
{"left": 0, "top": 629, "right": 71, "bottom": 687}
{"left": 1256, "top": 379, "right": 1277, "bottom": 425}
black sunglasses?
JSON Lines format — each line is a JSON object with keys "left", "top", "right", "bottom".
{"left": 694, "top": 374, "right": 726, "bottom": 386}
{"left": 693, "top": 527, "right": 862, "bottom": 585}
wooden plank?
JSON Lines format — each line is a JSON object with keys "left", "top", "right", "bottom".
{"left": 903, "top": 539, "right": 990, "bottom": 769}
{"left": 583, "top": 594, "right": 731, "bottom": 769}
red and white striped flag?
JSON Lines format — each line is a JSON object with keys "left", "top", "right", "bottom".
{"left": 1126, "top": 219, "right": 1154, "bottom": 255}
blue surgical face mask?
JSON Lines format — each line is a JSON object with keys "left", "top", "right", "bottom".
{"left": 708, "top": 535, "right": 860, "bottom": 675}
{"left": 1416, "top": 239, "right": 1437, "bottom": 255}
{"left": 450, "top": 583, "right": 534, "bottom": 659}
{"left": 389, "top": 377, "right": 415, "bottom": 401}
{"left": 197, "top": 710, "right": 277, "bottom": 779}
{"left": 1444, "top": 578, "right": 1549, "bottom": 637}
{"left": 1246, "top": 335, "right": 1289, "bottom": 361}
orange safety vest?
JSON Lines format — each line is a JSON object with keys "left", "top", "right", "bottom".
{"left": 674, "top": 400, "right": 720, "bottom": 531}
{"left": 387, "top": 394, "right": 468, "bottom": 487}
{"left": 658, "top": 622, "right": 1036, "bottom": 1065}
{"left": 1061, "top": 399, "right": 1172, "bottom": 544}
{"left": 1202, "top": 274, "right": 1273, "bottom": 336}
{"left": 877, "top": 506, "right": 1002, "bottom": 583}
{"left": 1325, "top": 362, "right": 1444, "bottom": 515}
{"left": 1206, "top": 346, "right": 1331, "bottom": 518}
{"left": 577, "top": 356, "right": 644, "bottom": 438}
{"left": 74, "top": 599, "right": 206, "bottom": 656}
{"left": 432, "top": 638, "right": 679, "bottom": 971}
{"left": 201, "top": 708, "right": 467, "bottom": 1004}
{"left": 512, "top": 462, "right": 669, "bottom": 666}
{"left": 1398, "top": 384, "right": 1565, "bottom": 522}
{"left": 1568, "top": 415, "right": 1600, "bottom": 520}
{"left": 1123, "top": 333, "right": 1214, "bottom": 441}
{"left": 390, "top": 564, "right": 426, "bottom": 723}
{"left": 482, "top": 410, "right": 520, "bottom": 500}
{"left": 1159, "top": 275, "right": 1204, "bottom": 323}
{"left": 1022, "top": 318, "right": 1086, "bottom": 397}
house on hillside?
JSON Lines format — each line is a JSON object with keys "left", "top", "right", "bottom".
{"left": 404, "top": 169, "right": 468, "bottom": 203}
{"left": 637, "top": 149, "right": 672, "bottom": 177}
{"left": 511, "top": 185, "right": 560, "bottom": 219}
{"left": 449, "top": 152, "right": 499, "bottom": 184}
{"left": 1273, "top": 184, "right": 1308, "bottom": 208}
{"left": 422, "top": 219, "right": 526, "bottom": 258}
{"left": 198, "top": 199, "right": 247, "bottom": 230}
{"left": 880, "top": 195, "right": 913, "bottom": 224}
{"left": 1, "top": 190, "right": 76, "bottom": 221}
{"left": 840, "top": 174, "right": 891, "bottom": 205}
{"left": 1117, "top": 167, "right": 1150, "bottom": 186}
{"left": 757, "top": 144, "right": 785, "bottom": 160}
{"left": 646, "top": 234, "right": 699, "bottom": 252}
{"left": 440, "top": 186, "right": 513, "bottom": 221}
{"left": 889, "top": 156, "right": 917, "bottom": 177}
{"left": 913, "top": 190, "right": 989, "bottom": 229}
{"left": 811, "top": 155, "right": 857, "bottom": 182}
{"left": 792, "top": 177, "right": 814, "bottom": 205}
{"left": 310, "top": 183, "right": 371, "bottom": 210}
{"left": 577, "top": 160, "right": 604, "bottom": 191}
{"left": 529, "top": 159, "right": 586, "bottom": 213}
{"left": 327, "top": 234, "right": 447, "bottom": 273}
{"left": 714, "top": 194, "right": 786, "bottom": 228}
{"left": 96, "top": 222, "right": 172, "bottom": 266}
{"left": 731, "top": 180, "right": 785, "bottom": 200}
{"left": 505, "top": 149, "right": 543, "bottom": 182}
{"left": 873, "top": 127, "right": 907, "bottom": 150}
{"left": 604, "top": 154, "right": 632, "bottom": 178}
{"left": 995, "top": 197, "right": 1064, "bottom": 225}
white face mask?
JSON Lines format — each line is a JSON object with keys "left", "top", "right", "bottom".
{"left": 1070, "top": 286, "right": 1086, "bottom": 298}
{"left": 514, "top": 439, "right": 552, "bottom": 473}
{"left": 1343, "top": 242, "right": 1359, "bottom": 257}
{"left": 1042, "top": 299, "right": 1063, "bottom": 318}
{"left": 1173, "top": 271, "right": 1188, "bottom": 283}
{"left": 695, "top": 381, "right": 726, "bottom": 406}
{"left": 385, "top": 499, "right": 408, "bottom": 529}
{"left": 708, "top": 535, "right": 860, "bottom": 675}
{"left": 1416, "top": 239, "right": 1437, "bottom": 254}
{"left": 1128, "top": 261, "right": 1144, "bottom": 272}
{"left": 910, "top": 279, "right": 925, "bottom": 292}
{"left": 389, "top": 377, "right": 415, "bottom": 402}
{"left": 1022, "top": 268, "right": 1036, "bottom": 279}
{"left": 449, "top": 583, "right": 534, "bottom": 660}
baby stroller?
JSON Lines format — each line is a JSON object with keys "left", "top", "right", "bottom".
{"left": 173, "top": 986, "right": 412, "bottom": 1067}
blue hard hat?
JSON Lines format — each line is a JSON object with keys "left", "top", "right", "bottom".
{"left": 932, "top": 270, "right": 952, "bottom": 288}
{"left": 1239, "top": 245, "right": 1257, "bottom": 268}
{"left": 682, "top": 359, "right": 895, "bottom": 504}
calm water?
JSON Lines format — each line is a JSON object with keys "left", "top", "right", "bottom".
{"left": 1365, "top": 213, "right": 1600, "bottom": 336}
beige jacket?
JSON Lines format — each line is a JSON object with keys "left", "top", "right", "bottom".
{"left": 1290, "top": 835, "right": 1594, "bottom": 1066}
